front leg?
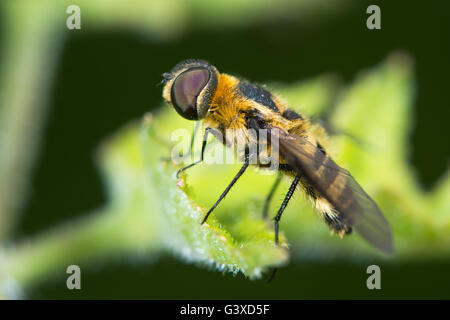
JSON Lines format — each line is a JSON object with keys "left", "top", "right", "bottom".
{"left": 201, "top": 157, "right": 250, "bottom": 224}
{"left": 176, "top": 127, "right": 213, "bottom": 178}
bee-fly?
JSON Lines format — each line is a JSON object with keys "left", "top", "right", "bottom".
{"left": 162, "top": 59, "right": 394, "bottom": 255}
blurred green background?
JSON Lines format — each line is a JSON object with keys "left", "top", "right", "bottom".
{"left": 0, "top": 0, "right": 449, "bottom": 299}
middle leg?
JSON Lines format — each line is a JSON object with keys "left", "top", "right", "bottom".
{"left": 262, "top": 173, "right": 283, "bottom": 219}
{"left": 273, "top": 174, "right": 301, "bottom": 245}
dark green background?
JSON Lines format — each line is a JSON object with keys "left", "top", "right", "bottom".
{"left": 10, "top": 1, "right": 450, "bottom": 298}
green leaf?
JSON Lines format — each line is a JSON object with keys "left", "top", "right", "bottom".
{"left": 138, "top": 114, "right": 288, "bottom": 279}
{"left": 4, "top": 53, "right": 450, "bottom": 295}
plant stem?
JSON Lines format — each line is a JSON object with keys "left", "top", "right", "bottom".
{"left": 0, "top": 2, "right": 62, "bottom": 243}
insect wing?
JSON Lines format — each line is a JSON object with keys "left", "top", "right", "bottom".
{"left": 273, "top": 131, "right": 394, "bottom": 254}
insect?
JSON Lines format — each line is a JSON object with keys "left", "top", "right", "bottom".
{"left": 161, "top": 59, "right": 394, "bottom": 255}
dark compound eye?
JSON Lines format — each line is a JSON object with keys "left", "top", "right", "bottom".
{"left": 171, "top": 68, "right": 210, "bottom": 120}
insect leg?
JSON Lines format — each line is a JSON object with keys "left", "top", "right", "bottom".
{"left": 262, "top": 173, "right": 283, "bottom": 219}
{"left": 274, "top": 174, "right": 301, "bottom": 245}
{"left": 187, "top": 121, "right": 201, "bottom": 158}
{"left": 201, "top": 158, "right": 250, "bottom": 224}
{"left": 176, "top": 127, "right": 212, "bottom": 178}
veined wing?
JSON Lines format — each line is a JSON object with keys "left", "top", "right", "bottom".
{"left": 273, "top": 129, "right": 394, "bottom": 254}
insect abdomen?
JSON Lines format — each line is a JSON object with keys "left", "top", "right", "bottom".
{"left": 299, "top": 178, "right": 353, "bottom": 236}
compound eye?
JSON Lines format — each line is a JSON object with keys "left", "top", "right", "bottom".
{"left": 171, "top": 68, "right": 210, "bottom": 120}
